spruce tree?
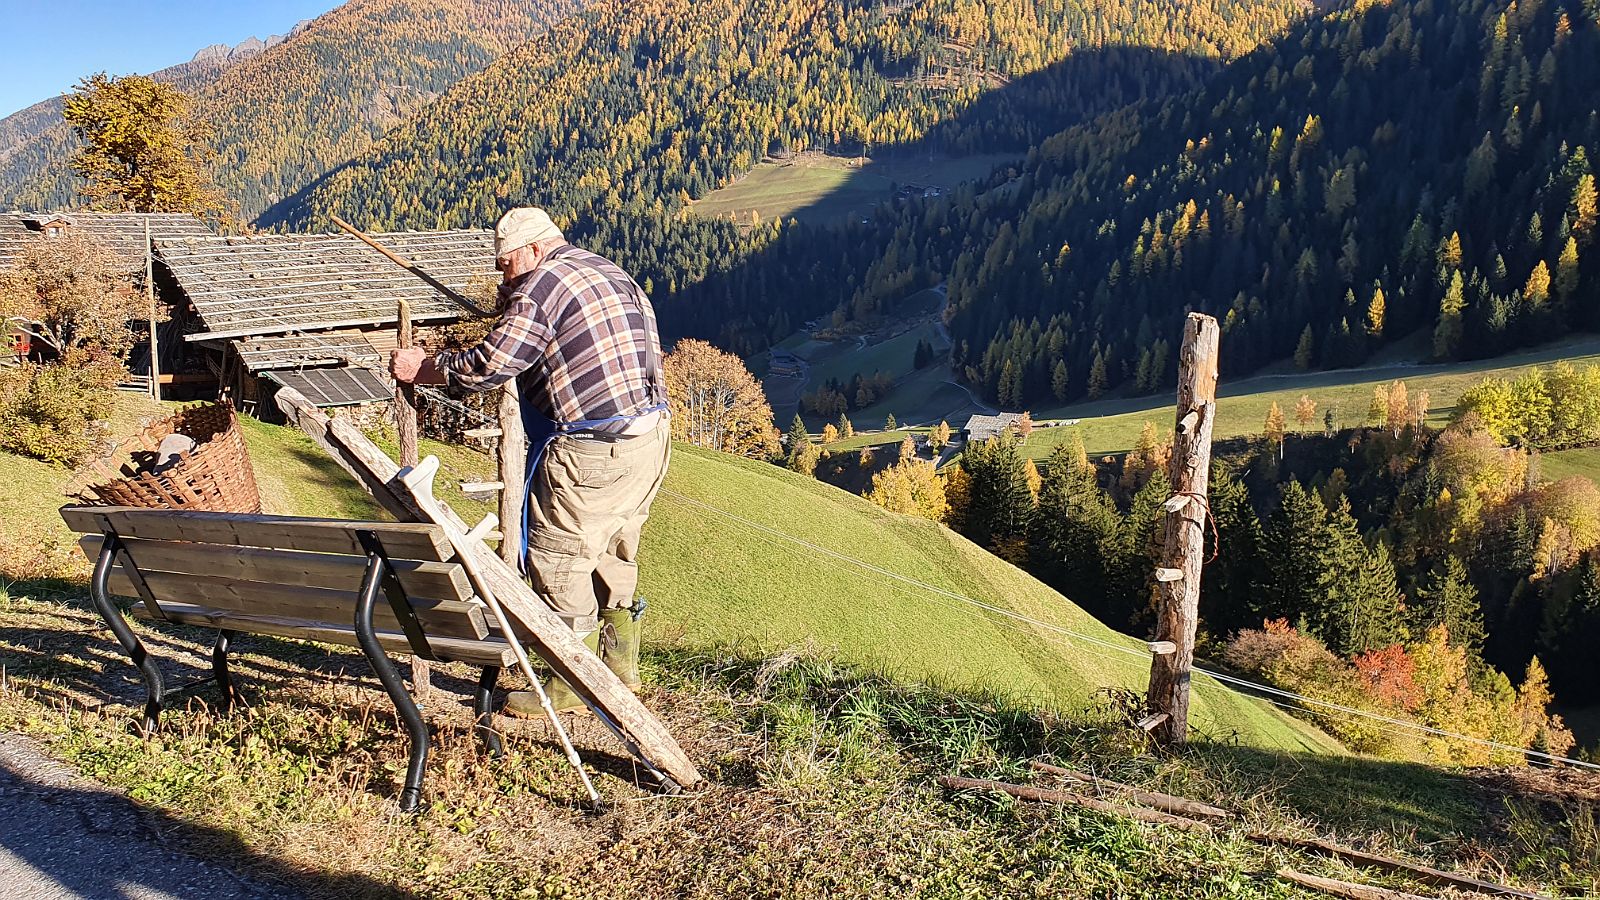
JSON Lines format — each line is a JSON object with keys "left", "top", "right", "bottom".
{"left": 1416, "top": 556, "right": 1487, "bottom": 655}
{"left": 1201, "top": 466, "right": 1268, "bottom": 635}
{"left": 1113, "top": 470, "right": 1171, "bottom": 631}
{"left": 959, "top": 432, "right": 1035, "bottom": 549}
{"left": 1267, "top": 481, "right": 1330, "bottom": 624}
{"left": 1031, "top": 442, "right": 1118, "bottom": 620}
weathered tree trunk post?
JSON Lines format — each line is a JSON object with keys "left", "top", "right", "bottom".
{"left": 394, "top": 298, "right": 427, "bottom": 698}
{"left": 1147, "top": 312, "right": 1220, "bottom": 746}
{"left": 497, "top": 381, "right": 525, "bottom": 567}
{"left": 145, "top": 217, "right": 160, "bottom": 402}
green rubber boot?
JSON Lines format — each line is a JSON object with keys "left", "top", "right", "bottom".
{"left": 600, "top": 604, "right": 644, "bottom": 690}
{"left": 503, "top": 629, "right": 598, "bottom": 718}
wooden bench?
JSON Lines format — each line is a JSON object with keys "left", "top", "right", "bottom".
{"left": 62, "top": 504, "right": 521, "bottom": 812}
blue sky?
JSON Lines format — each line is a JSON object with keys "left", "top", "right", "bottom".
{"left": 0, "top": 1, "right": 343, "bottom": 117}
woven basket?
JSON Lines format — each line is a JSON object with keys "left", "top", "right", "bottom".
{"left": 72, "top": 403, "right": 262, "bottom": 513}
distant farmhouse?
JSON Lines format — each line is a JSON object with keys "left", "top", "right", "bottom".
{"left": 961, "top": 412, "right": 1024, "bottom": 444}
{"left": 767, "top": 350, "right": 805, "bottom": 378}
{"left": 1, "top": 212, "right": 215, "bottom": 375}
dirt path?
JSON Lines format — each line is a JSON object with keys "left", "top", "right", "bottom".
{"left": 0, "top": 733, "right": 302, "bottom": 900}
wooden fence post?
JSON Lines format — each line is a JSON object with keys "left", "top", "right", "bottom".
{"left": 1147, "top": 312, "right": 1220, "bottom": 746}
{"left": 145, "top": 217, "right": 160, "bottom": 402}
{"left": 394, "top": 299, "right": 427, "bottom": 698}
{"left": 497, "top": 381, "right": 525, "bottom": 567}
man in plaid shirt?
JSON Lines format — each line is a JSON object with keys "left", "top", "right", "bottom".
{"left": 391, "top": 207, "right": 669, "bottom": 715}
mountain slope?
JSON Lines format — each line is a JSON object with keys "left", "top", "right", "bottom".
{"left": 0, "top": 49, "right": 248, "bottom": 210}
{"left": 0, "top": 0, "right": 576, "bottom": 218}
{"left": 265, "top": 0, "right": 1306, "bottom": 350}
{"left": 759, "top": 0, "right": 1600, "bottom": 406}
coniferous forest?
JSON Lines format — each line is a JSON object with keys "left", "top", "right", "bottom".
{"left": 678, "top": 0, "right": 1600, "bottom": 405}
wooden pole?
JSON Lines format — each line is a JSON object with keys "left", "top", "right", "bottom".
{"left": 937, "top": 776, "right": 1213, "bottom": 832}
{"left": 497, "top": 381, "right": 525, "bottom": 567}
{"left": 1146, "top": 312, "right": 1219, "bottom": 746}
{"left": 393, "top": 299, "right": 426, "bottom": 698}
{"left": 145, "top": 217, "right": 160, "bottom": 402}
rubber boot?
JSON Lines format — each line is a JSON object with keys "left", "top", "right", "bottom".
{"left": 503, "top": 629, "right": 598, "bottom": 718}
{"left": 600, "top": 604, "right": 644, "bottom": 691}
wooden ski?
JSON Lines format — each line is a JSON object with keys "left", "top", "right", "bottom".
{"left": 275, "top": 387, "right": 702, "bottom": 790}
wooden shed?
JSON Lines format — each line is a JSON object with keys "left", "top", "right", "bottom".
{"left": 156, "top": 229, "right": 495, "bottom": 415}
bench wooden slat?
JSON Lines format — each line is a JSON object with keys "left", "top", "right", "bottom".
{"left": 60, "top": 506, "right": 452, "bottom": 562}
{"left": 106, "top": 570, "right": 489, "bottom": 641}
{"left": 78, "top": 535, "right": 473, "bottom": 604}
{"left": 131, "top": 604, "right": 514, "bottom": 668}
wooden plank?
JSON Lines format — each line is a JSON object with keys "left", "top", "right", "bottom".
{"left": 1147, "top": 313, "right": 1220, "bottom": 746}
{"left": 133, "top": 604, "right": 513, "bottom": 667}
{"left": 1254, "top": 835, "right": 1549, "bottom": 900}
{"left": 107, "top": 570, "right": 488, "bottom": 641}
{"left": 79, "top": 535, "right": 472, "bottom": 603}
{"left": 275, "top": 387, "right": 702, "bottom": 789}
{"left": 1027, "top": 761, "right": 1231, "bottom": 820}
{"left": 60, "top": 506, "right": 449, "bottom": 561}
{"left": 459, "top": 481, "right": 504, "bottom": 493}
{"left": 937, "top": 776, "right": 1213, "bottom": 832}
{"left": 1275, "top": 869, "right": 1430, "bottom": 900}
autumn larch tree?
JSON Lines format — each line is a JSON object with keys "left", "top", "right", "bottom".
{"left": 664, "top": 338, "right": 777, "bottom": 458}
{"left": 63, "top": 73, "right": 226, "bottom": 217}
{"left": 1293, "top": 395, "right": 1317, "bottom": 434}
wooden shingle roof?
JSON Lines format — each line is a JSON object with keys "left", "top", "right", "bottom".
{"left": 0, "top": 212, "right": 214, "bottom": 271}
{"left": 232, "top": 331, "right": 382, "bottom": 373}
{"left": 159, "top": 230, "right": 495, "bottom": 342}
{"left": 0, "top": 214, "right": 33, "bottom": 269}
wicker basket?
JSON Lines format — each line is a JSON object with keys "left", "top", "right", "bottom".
{"left": 71, "top": 403, "right": 262, "bottom": 513}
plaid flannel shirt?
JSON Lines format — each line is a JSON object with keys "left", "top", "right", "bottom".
{"left": 433, "top": 243, "right": 664, "bottom": 424}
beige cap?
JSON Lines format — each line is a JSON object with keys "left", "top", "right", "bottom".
{"left": 494, "top": 207, "right": 564, "bottom": 257}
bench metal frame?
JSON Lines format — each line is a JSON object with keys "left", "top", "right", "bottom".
{"left": 86, "top": 523, "right": 504, "bottom": 813}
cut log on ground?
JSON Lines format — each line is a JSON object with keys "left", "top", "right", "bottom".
{"left": 1027, "top": 761, "right": 1232, "bottom": 820}
{"left": 275, "top": 386, "right": 702, "bottom": 791}
{"left": 1275, "top": 868, "right": 1431, "bottom": 900}
{"left": 937, "top": 776, "right": 1212, "bottom": 832}
{"left": 1254, "top": 834, "right": 1549, "bottom": 900}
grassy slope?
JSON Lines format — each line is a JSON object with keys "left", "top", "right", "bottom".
{"left": 642, "top": 446, "right": 1336, "bottom": 754}
{"left": 0, "top": 398, "right": 1334, "bottom": 755}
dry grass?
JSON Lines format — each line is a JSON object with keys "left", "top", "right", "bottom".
{"left": 2, "top": 581, "right": 1594, "bottom": 898}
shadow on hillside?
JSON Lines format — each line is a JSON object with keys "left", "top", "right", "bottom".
{"left": 660, "top": 44, "right": 1226, "bottom": 353}
{"left": 0, "top": 754, "right": 415, "bottom": 899}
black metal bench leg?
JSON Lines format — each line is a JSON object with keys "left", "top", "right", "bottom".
{"left": 212, "top": 630, "right": 237, "bottom": 713}
{"left": 353, "top": 547, "right": 429, "bottom": 813}
{"left": 89, "top": 535, "right": 165, "bottom": 736}
{"left": 474, "top": 667, "right": 503, "bottom": 757}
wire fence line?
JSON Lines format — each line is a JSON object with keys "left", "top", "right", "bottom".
{"left": 657, "top": 488, "right": 1600, "bottom": 772}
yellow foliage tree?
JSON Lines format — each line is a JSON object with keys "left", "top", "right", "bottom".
{"left": 664, "top": 338, "right": 778, "bottom": 458}
{"left": 867, "top": 457, "right": 949, "bottom": 522}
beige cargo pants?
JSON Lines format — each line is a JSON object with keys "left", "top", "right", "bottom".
{"left": 524, "top": 417, "right": 671, "bottom": 633}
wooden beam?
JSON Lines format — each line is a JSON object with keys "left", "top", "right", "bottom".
{"left": 60, "top": 505, "right": 448, "bottom": 560}
{"left": 1275, "top": 869, "right": 1430, "bottom": 900}
{"left": 497, "top": 381, "right": 526, "bottom": 567}
{"left": 273, "top": 386, "right": 702, "bottom": 790}
{"left": 1253, "top": 835, "right": 1549, "bottom": 900}
{"left": 77, "top": 534, "right": 473, "bottom": 602}
{"left": 937, "top": 776, "right": 1212, "bottom": 832}
{"left": 1147, "top": 313, "right": 1220, "bottom": 746}
{"left": 1027, "top": 761, "right": 1231, "bottom": 820}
